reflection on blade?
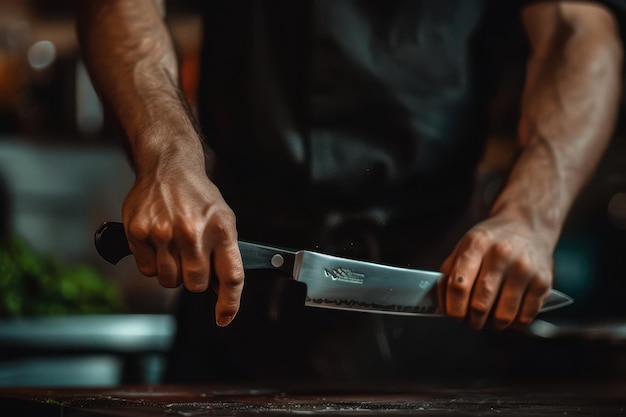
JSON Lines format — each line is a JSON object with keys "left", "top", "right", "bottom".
{"left": 539, "top": 290, "right": 574, "bottom": 313}
{"left": 294, "top": 251, "right": 442, "bottom": 316}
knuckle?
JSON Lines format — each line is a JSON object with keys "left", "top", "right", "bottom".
{"left": 156, "top": 259, "right": 179, "bottom": 287}
{"left": 529, "top": 276, "right": 551, "bottom": 297}
{"left": 456, "top": 250, "right": 480, "bottom": 269}
{"left": 208, "top": 210, "right": 237, "bottom": 242}
{"left": 535, "top": 272, "right": 552, "bottom": 289}
{"left": 185, "top": 267, "right": 208, "bottom": 284}
{"left": 151, "top": 221, "right": 173, "bottom": 243}
{"left": 216, "top": 206, "right": 237, "bottom": 224}
{"left": 512, "top": 258, "right": 534, "bottom": 277}
{"left": 491, "top": 241, "right": 512, "bottom": 260}
{"left": 496, "top": 295, "right": 519, "bottom": 316}
{"left": 221, "top": 271, "right": 245, "bottom": 289}
{"left": 447, "top": 279, "right": 468, "bottom": 296}
{"left": 476, "top": 280, "right": 496, "bottom": 299}
{"left": 466, "top": 229, "right": 490, "bottom": 251}
{"left": 127, "top": 221, "right": 151, "bottom": 242}
{"left": 470, "top": 301, "right": 490, "bottom": 316}
{"left": 531, "top": 287, "right": 549, "bottom": 301}
{"left": 176, "top": 221, "right": 202, "bottom": 246}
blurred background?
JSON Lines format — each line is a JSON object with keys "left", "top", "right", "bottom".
{"left": 0, "top": 0, "right": 200, "bottom": 387}
{"left": 0, "top": 0, "right": 625, "bottom": 387}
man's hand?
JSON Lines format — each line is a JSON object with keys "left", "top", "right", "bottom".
{"left": 76, "top": 0, "right": 245, "bottom": 327}
{"left": 438, "top": 212, "right": 553, "bottom": 330}
{"left": 122, "top": 164, "right": 244, "bottom": 327}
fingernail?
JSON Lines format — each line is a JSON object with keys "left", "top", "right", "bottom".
{"left": 217, "top": 315, "right": 234, "bottom": 327}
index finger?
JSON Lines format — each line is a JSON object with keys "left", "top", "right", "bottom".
{"left": 212, "top": 241, "right": 245, "bottom": 327}
{"left": 438, "top": 247, "right": 458, "bottom": 315}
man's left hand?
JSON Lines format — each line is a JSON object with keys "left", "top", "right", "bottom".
{"left": 438, "top": 212, "right": 554, "bottom": 330}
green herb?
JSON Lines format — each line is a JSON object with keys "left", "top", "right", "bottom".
{"left": 0, "top": 235, "right": 122, "bottom": 316}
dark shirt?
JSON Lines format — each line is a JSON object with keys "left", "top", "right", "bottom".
{"left": 198, "top": 1, "right": 523, "bottom": 219}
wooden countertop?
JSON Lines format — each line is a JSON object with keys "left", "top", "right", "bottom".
{"left": 0, "top": 380, "right": 624, "bottom": 416}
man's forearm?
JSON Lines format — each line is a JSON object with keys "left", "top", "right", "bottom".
{"left": 76, "top": 0, "right": 204, "bottom": 177}
{"left": 490, "top": 3, "right": 623, "bottom": 245}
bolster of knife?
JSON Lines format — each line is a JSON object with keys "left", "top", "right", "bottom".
{"left": 237, "top": 241, "right": 296, "bottom": 276}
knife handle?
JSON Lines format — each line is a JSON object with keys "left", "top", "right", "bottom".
{"left": 95, "top": 221, "right": 296, "bottom": 276}
{"left": 95, "top": 221, "right": 131, "bottom": 264}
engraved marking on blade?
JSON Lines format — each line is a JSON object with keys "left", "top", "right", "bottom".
{"left": 271, "top": 254, "right": 284, "bottom": 268}
{"left": 419, "top": 280, "right": 430, "bottom": 289}
{"left": 306, "top": 297, "right": 438, "bottom": 314}
{"left": 323, "top": 267, "right": 365, "bottom": 285}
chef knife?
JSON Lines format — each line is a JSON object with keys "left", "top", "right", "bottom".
{"left": 95, "top": 221, "right": 573, "bottom": 316}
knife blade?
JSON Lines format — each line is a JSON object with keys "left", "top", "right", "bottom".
{"left": 95, "top": 221, "right": 573, "bottom": 316}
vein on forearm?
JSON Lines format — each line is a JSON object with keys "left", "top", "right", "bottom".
{"left": 76, "top": 0, "right": 202, "bottom": 173}
{"left": 492, "top": 4, "right": 623, "bottom": 238}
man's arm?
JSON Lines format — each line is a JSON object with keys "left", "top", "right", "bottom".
{"left": 438, "top": 2, "right": 623, "bottom": 330}
{"left": 76, "top": 0, "right": 244, "bottom": 327}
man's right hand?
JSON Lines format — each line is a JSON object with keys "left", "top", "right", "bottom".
{"left": 122, "top": 166, "right": 244, "bottom": 327}
{"left": 76, "top": 0, "right": 244, "bottom": 326}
